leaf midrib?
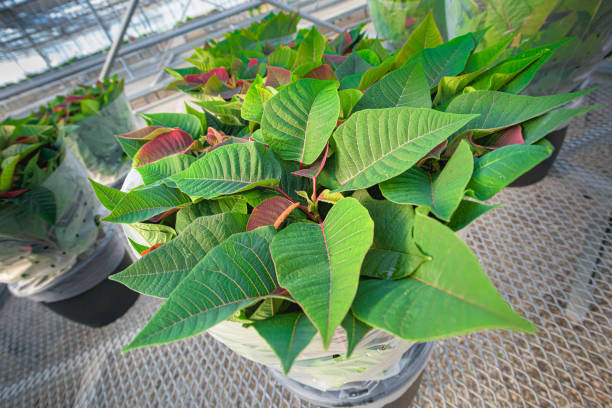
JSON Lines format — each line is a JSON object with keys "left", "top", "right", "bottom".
{"left": 338, "top": 120, "right": 462, "bottom": 186}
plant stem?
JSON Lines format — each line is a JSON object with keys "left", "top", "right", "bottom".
{"left": 266, "top": 186, "right": 318, "bottom": 222}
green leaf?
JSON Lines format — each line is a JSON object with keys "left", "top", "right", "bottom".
{"left": 468, "top": 49, "right": 548, "bottom": 92}
{"left": 293, "top": 27, "right": 326, "bottom": 68}
{"left": 467, "top": 142, "right": 552, "bottom": 201}
{"left": 112, "top": 213, "right": 248, "bottom": 298}
{"left": 170, "top": 142, "right": 282, "bottom": 199}
{"left": 140, "top": 113, "right": 202, "bottom": 137}
{"left": 128, "top": 238, "right": 149, "bottom": 254}
{"left": 89, "top": 178, "right": 127, "bottom": 211}
{"left": 123, "top": 226, "right": 277, "bottom": 351}
{"left": 353, "top": 190, "right": 429, "bottom": 280}
{"left": 241, "top": 75, "right": 275, "bottom": 123}
{"left": 393, "top": 10, "right": 443, "bottom": 68}
{"left": 335, "top": 53, "right": 374, "bottom": 84}
{"left": 522, "top": 105, "right": 597, "bottom": 145}
{"left": 380, "top": 140, "right": 474, "bottom": 221}
{"left": 270, "top": 197, "right": 373, "bottom": 348}
{"left": 340, "top": 312, "right": 371, "bottom": 359}
{"left": 338, "top": 89, "right": 362, "bottom": 119}
{"left": 323, "top": 107, "right": 478, "bottom": 191}
{"left": 465, "top": 34, "right": 514, "bottom": 73}
{"left": 103, "top": 184, "right": 191, "bottom": 223}
{"left": 433, "top": 35, "right": 514, "bottom": 106}
{"left": 249, "top": 298, "right": 287, "bottom": 321}
{"left": 420, "top": 33, "right": 476, "bottom": 86}
{"left": 447, "top": 199, "right": 501, "bottom": 232}
{"left": 253, "top": 312, "right": 317, "bottom": 374}
{"left": 175, "top": 197, "right": 247, "bottom": 233}
{"left": 136, "top": 154, "right": 196, "bottom": 185}
{"left": 442, "top": 89, "right": 591, "bottom": 136}
{"left": 358, "top": 57, "right": 394, "bottom": 91}
{"left": 261, "top": 79, "right": 340, "bottom": 165}
{"left": 352, "top": 211, "right": 536, "bottom": 341}
{"left": 80, "top": 99, "right": 100, "bottom": 115}
{"left": 129, "top": 223, "right": 177, "bottom": 246}
{"left": 354, "top": 56, "right": 431, "bottom": 111}
{"left": 268, "top": 45, "right": 297, "bottom": 69}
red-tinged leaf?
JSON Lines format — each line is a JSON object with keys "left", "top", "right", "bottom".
{"left": 140, "top": 242, "right": 165, "bottom": 256}
{"left": 0, "top": 188, "right": 29, "bottom": 198}
{"left": 206, "top": 127, "right": 230, "bottom": 146}
{"left": 265, "top": 65, "right": 292, "bottom": 88}
{"left": 342, "top": 32, "right": 353, "bottom": 50}
{"left": 52, "top": 105, "right": 66, "bottom": 113}
{"left": 495, "top": 125, "right": 524, "bottom": 147}
{"left": 325, "top": 54, "right": 348, "bottom": 66}
{"left": 270, "top": 286, "right": 290, "bottom": 297}
{"left": 304, "top": 64, "right": 337, "bottom": 81}
{"left": 11, "top": 136, "right": 38, "bottom": 145}
{"left": 246, "top": 196, "right": 297, "bottom": 231}
{"left": 147, "top": 207, "right": 182, "bottom": 223}
{"left": 184, "top": 67, "right": 229, "bottom": 85}
{"left": 292, "top": 143, "right": 329, "bottom": 180}
{"left": 426, "top": 140, "right": 447, "bottom": 158}
{"left": 65, "top": 94, "right": 91, "bottom": 103}
{"left": 118, "top": 126, "right": 174, "bottom": 141}
{"left": 134, "top": 129, "right": 195, "bottom": 167}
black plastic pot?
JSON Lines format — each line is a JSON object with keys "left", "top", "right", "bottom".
{"left": 509, "top": 127, "right": 567, "bottom": 187}
{"left": 42, "top": 251, "right": 138, "bottom": 327}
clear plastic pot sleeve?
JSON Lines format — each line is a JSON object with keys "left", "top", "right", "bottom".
{"left": 208, "top": 320, "right": 415, "bottom": 392}
{"left": 0, "top": 149, "right": 99, "bottom": 285}
{"left": 367, "top": 0, "right": 447, "bottom": 49}
{"left": 67, "top": 92, "right": 135, "bottom": 186}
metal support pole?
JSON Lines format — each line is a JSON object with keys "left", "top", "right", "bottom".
{"left": 264, "top": 0, "right": 344, "bottom": 33}
{"left": 99, "top": 0, "right": 140, "bottom": 81}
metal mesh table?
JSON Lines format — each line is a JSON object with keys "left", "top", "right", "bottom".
{"left": 1, "top": 75, "right": 611, "bottom": 408}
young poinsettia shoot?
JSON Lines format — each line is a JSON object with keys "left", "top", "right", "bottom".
{"left": 91, "top": 15, "right": 596, "bottom": 376}
{"left": 35, "top": 75, "right": 127, "bottom": 126}
{"left": 165, "top": 11, "right": 371, "bottom": 100}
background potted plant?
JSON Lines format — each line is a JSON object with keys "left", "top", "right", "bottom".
{"left": 368, "top": 2, "right": 610, "bottom": 185}
{"left": 91, "top": 19, "right": 596, "bottom": 406}
{"left": 35, "top": 76, "right": 137, "bottom": 187}
{"left": 0, "top": 115, "right": 138, "bottom": 327}
{"left": 367, "top": 0, "right": 448, "bottom": 48}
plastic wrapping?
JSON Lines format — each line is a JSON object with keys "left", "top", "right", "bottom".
{"left": 67, "top": 92, "right": 136, "bottom": 186}
{"left": 367, "top": 0, "right": 447, "bottom": 49}
{"left": 8, "top": 223, "right": 125, "bottom": 303}
{"left": 445, "top": 0, "right": 612, "bottom": 95}
{"left": 208, "top": 320, "right": 415, "bottom": 392}
{"left": 0, "top": 149, "right": 99, "bottom": 285}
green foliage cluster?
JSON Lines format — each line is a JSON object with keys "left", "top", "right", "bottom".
{"left": 369, "top": 0, "right": 612, "bottom": 93}
{"left": 0, "top": 116, "right": 66, "bottom": 225}
{"left": 91, "top": 15, "right": 595, "bottom": 374}
{"left": 34, "top": 76, "right": 133, "bottom": 181}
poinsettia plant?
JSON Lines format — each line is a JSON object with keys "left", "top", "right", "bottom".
{"left": 0, "top": 116, "right": 65, "bottom": 222}
{"left": 35, "top": 76, "right": 134, "bottom": 183}
{"left": 165, "top": 11, "right": 376, "bottom": 99}
{"left": 91, "top": 16, "right": 596, "bottom": 374}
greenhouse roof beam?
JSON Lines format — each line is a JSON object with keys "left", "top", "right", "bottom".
{"left": 264, "top": 0, "right": 344, "bottom": 33}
